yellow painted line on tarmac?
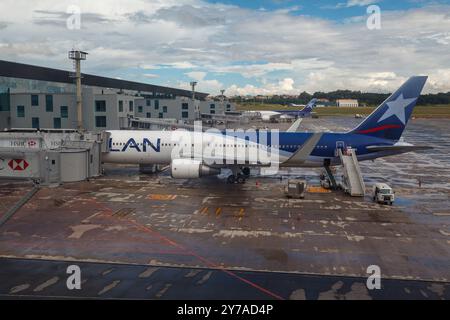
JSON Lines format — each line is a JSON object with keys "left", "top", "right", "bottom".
{"left": 148, "top": 194, "right": 177, "bottom": 200}
{"left": 238, "top": 208, "right": 245, "bottom": 221}
{"left": 307, "top": 186, "right": 331, "bottom": 193}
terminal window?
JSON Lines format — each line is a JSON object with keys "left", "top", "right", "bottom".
{"left": 95, "top": 100, "right": 106, "bottom": 112}
{"left": 53, "top": 117, "right": 61, "bottom": 129}
{"left": 163, "top": 106, "right": 168, "bottom": 113}
{"left": 0, "top": 92, "right": 10, "bottom": 111}
{"left": 17, "top": 105, "right": 25, "bottom": 117}
{"left": 31, "top": 95, "right": 39, "bottom": 106}
{"left": 46, "top": 95, "right": 53, "bottom": 112}
{"left": 146, "top": 113, "right": 151, "bottom": 118}
{"left": 60, "top": 106, "right": 68, "bottom": 118}
{"left": 96, "top": 116, "right": 107, "bottom": 127}
{"left": 118, "top": 100, "right": 123, "bottom": 112}
{"left": 210, "top": 104, "right": 215, "bottom": 109}
{"left": 138, "top": 106, "right": 143, "bottom": 113}
{"left": 158, "top": 113, "right": 163, "bottom": 118}
{"left": 182, "top": 111, "right": 189, "bottom": 118}
{"left": 32, "top": 117, "right": 39, "bottom": 129}
{"left": 146, "top": 99, "right": 151, "bottom": 106}
{"left": 155, "top": 100, "right": 159, "bottom": 109}
{"left": 182, "top": 103, "right": 188, "bottom": 110}
{"left": 129, "top": 101, "right": 134, "bottom": 112}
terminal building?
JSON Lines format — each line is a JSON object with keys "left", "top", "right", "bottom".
{"left": 0, "top": 60, "right": 236, "bottom": 131}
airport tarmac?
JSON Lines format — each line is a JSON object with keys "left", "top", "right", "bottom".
{"left": 0, "top": 117, "right": 449, "bottom": 300}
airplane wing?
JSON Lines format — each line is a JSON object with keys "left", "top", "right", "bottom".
{"left": 174, "top": 132, "right": 323, "bottom": 168}
{"left": 286, "top": 118, "right": 303, "bottom": 132}
{"left": 282, "top": 133, "right": 323, "bottom": 166}
{"left": 366, "top": 145, "right": 433, "bottom": 152}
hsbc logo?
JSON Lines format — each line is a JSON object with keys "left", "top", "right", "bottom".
{"left": 8, "top": 159, "right": 29, "bottom": 171}
{"left": 28, "top": 140, "right": 37, "bottom": 147}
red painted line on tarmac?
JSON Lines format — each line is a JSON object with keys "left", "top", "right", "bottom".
{"left": 125, "top": 217, "right": 285, "bottom": 300}
{"left": 86, "top": 197, "right": 284, "bottom": 300}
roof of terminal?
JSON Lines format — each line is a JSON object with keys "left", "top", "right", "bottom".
{"left": 0, "top": 60, "right": 209, "bottom": 100}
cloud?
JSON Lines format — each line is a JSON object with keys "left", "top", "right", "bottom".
{"left": 345, "top": 0, "right": 380, "bottom": 7}
{"left": 185, "top": 71, "right": 207, "bottom": 81}
{"left": 179, "top": 78, "right": 224, "bottom": 94}
{"left": 227, "top": 78, "right": 297, "bottom": 96}
{"left": 0, "top": 0, "right": 449, "bottom": 95}
{"left": 32, "top": 10, "right": 115, "bottom": 27}
{"left": 143, "top": 73, "right": 159, "bottom": 79}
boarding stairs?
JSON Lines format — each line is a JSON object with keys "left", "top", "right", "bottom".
{"left": 338, "top": 148, "right": 365, "bottom": 197}
{"left": 323, "top": 165, "right": 338, "bottom": 189}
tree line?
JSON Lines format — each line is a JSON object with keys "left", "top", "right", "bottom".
{"left": 231, "top": 90, "right": 450, "bottom": 106}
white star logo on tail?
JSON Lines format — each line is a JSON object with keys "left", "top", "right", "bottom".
{"left": 377, "top": 94, "right": 417, "bottom": 125}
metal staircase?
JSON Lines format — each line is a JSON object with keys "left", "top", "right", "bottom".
{"left": 338, "top": 148, "right": 365, "bottom": 197}
{"left": 324, "top": 165, "right": 338, "bottom": 189}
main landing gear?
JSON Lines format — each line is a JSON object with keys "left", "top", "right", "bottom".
{"left": 227, "top": 167, "right": 250, "bottom": 184}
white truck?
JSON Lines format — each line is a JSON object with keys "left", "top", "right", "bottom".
{"left": 372, "top": 183, "right": 395, "bottom": 205}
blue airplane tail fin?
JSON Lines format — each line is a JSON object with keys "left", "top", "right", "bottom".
{"left": 349, "top": 76, "right": 427, "bottom": 141}
{"left": 301, "top": 98, "right": 318, "bottom": 113}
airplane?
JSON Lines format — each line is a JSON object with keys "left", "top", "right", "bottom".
{"left": 276, "top": 98, "right": 318, "bottom": 117}
{"left": 289, "top": 103, "right": 305, "bottom": 107}
{"left": 259, "top": 98, "right": 318, "bottom": 121}
{"left": 103, "top": 76, "right": 431, "bottom": 184}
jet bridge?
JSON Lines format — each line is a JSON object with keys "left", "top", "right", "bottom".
{"left": 0, "top": 130, "right": 104, "bottom": 185}
{"left": 338, "top": 148, "right": 365, "bottom": 197}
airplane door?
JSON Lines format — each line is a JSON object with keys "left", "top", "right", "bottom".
{"left": 335, "top": 141, "right": 346, "bottom": 157}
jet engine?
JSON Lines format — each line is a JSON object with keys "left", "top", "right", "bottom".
{"left": 170, "top": 159, "right": 220, "bottom": 179}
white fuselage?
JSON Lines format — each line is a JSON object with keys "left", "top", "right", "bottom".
{"left": 103, "top": 130, "right": 293, "bottom": 167}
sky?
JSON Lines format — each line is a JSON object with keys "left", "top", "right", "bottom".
{"left": 0, "top": 0, "right": 450, "bottom": 96}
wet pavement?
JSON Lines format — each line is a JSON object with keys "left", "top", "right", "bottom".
{"left": 0, "top": 117, "right": 449, "bottom": 299}
{"left": 1, "top": 257, "right": 448, "bottom": 300}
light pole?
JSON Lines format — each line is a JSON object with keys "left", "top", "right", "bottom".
{"left": 190, "top": 81, "right": 198, "bottom": 120}
{"left": 69, "top": 50, "right": 88, "bottom": 131}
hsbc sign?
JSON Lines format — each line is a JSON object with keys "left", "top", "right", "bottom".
{"left": 0, "top": 139, "right": 39, "bottom": 149}
{"left": 8, "top": 159, "right": 29, "bottom": 171}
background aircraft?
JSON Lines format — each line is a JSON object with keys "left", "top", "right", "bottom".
{"left": 260, "top": 98, "right": 318, "bottom": 121}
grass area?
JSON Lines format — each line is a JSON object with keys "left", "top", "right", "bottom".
{"left": 236, "top": 103, "right": 450, "bottom": 118}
